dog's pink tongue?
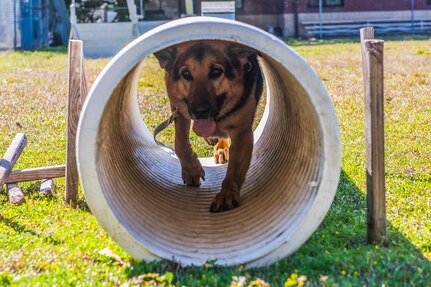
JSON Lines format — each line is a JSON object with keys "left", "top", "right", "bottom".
{"left": 192, "top": 120, "right": 216, "bottom": 137}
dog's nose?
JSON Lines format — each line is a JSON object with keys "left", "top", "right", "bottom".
{"left": 190, "top": 101, "right": 213, "bottom": 119}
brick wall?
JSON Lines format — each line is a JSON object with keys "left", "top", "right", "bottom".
{"left": 288, "top": 0, "right": 431, "bottom": 13}
{"left": 345, "top": 0, "right": 430, "bottom": 11}
{"left": 196, "top": 1, "right": 431, "bottom": 16}
{"left": 237, "top": 0, "right": 283, "bottom": 15}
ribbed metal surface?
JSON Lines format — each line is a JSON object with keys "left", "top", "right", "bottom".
{"left": 95, "top": 54, "right": 322, "bottom": 263}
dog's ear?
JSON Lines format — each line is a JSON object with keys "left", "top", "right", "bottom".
{"left": 226, "top": 44, "right": 257, "bottom": 60}
{"left": 225, "top": 44, "right": 259, "bottom": 70}
{"left": 154, "top": 47, "right": 177, "bottom": 70}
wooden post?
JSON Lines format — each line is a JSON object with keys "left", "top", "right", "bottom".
{"left": 7, "top": 183, "right": 25, "bottom": 205}
{"left": 40, "top": 178, "right": 55, "bottom": 196}
{"left": 0, "top": 133, "right": 27, "bottom": 187}
{"left": 6, "top": 165, "right": 65, "bottom": 183}
{"left": 360, "top": 27, "right": 386, "bottom": 244}
{"left": 65, "top": 40, "right": 88, "bottom": 206}
{"left": 1, "top": 134, "right": 27, "bottom": 205}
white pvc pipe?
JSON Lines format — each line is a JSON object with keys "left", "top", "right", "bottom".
{"left": 77, "top": 17, "right": 341, "bottom": 267}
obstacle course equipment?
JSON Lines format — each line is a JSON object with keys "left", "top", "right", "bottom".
{"left": 77, "top": 17, "right": 341, "bottom": 267}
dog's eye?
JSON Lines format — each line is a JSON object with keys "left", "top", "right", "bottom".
{"left": 209, "top": 67, "right": 223, "bottom": 79}
{"left": 181, "top": 69, "right": 193, "bottom": 81}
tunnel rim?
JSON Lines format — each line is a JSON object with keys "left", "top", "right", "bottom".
{"left": 77, "top": 16, "right": 341, "bottom": 267}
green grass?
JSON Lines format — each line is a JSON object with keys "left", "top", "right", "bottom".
{"left": 1, "top": 38, "right": 431, "bottom": 286}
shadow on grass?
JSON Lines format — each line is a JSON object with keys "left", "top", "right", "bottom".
{"left": 35, "top": 46, "right": 68, "bottom": 54}
{"left": 266, "top": 170, "right": 431, "bottom": 285}
{"left": 124, "top": 169, "right": 430, "bottom": 286}
{"left": 7, "top": 46, "right": 68, "bottom": 56}
{"left": 0, "top": 216, "right": 62, "bottom": 246}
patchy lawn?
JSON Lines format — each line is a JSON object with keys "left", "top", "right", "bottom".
{"left": 0, "top": 38, "right": 430, "bottom": 286}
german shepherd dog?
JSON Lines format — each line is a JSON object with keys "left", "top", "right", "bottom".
{"left": 155, "top": 40, "right": 263, "bottom": 212}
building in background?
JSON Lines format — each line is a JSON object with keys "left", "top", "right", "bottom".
{"left": 283, "top": 0, "right": 431, "bottom": 37}
{"left": 71, "top": 0, "right": 431, "bottom": 38}
{"left": 230, "top": 0, "right": 431, "bottom": 37}
{"left": 123, "top": 0, "right": 431, "bottom": 37}
{"left": 2, "top": 0, "right": 430, "bottom": 52}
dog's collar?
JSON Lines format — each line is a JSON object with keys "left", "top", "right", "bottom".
{"left": 153, "top": 107, "right": 178, "bottom": 153}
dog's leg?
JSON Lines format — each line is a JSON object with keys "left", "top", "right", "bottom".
{"left": 210, "top": 130, "right": 253, "bottom": 212}
{"left": 214, "top": 137, "right": 229, "bottom": 164}
{"left": 175, "top": 113, "right": 205, "bottom": 187}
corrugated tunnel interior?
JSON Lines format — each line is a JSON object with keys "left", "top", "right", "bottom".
{"left": 77, "top": 17, "right": 341, "bottom": 267}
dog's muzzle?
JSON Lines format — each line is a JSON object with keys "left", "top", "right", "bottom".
{"left": 189, "top": 100, "right": 217, "bottom": 120}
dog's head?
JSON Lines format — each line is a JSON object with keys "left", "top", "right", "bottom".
{"left": 154, "top": 40, "right": 261, "bottom": 136}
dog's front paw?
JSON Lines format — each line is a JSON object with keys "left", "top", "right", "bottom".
{"left": 209, "top": 189, "right": 240, "bottom": 212}
{"left": 213, "top": 138, "right": 230, "bottom": 164}
{"left": 182, "top": 160, "right": 205, "bottom": 187}
{"left": 214, "top": 147, "right": 229, "bottom": 164}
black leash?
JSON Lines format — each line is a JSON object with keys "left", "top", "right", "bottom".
{"left": 153, "top": 108, "right": 178, "bottom": 153}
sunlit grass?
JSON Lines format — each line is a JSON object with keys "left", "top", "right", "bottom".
{"left": 1, "top": 39, "right": 431, "bottom": 286}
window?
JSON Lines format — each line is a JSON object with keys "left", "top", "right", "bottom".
{"left": 140, "top": 0, "right": 179, "bottom": 20}
{"left": 235, "top": 0, "right": 243, "bottom": 9}
{"left": 75, "top": 0, "right": 132, "bottom": 23}
{"left": 308, "top": 0, "right": 343, "bottom": 8}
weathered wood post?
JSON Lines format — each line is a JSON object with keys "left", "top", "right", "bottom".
{"left": 0, "top": 133, "right": 27, "bottom": 186}
{"left": 40, "top": 178, "right": 55, "bottom": 196}
{"left": 360, "top": 27, "right": 386, "bottom": 244}
{"left": 65, "top": 40, "right": 88, "bottom": 205}
{"left": 5, "top": 165, "right": 66, "bottom": 183}
{"left": 0, "top": 133, "right": 27, "bottom": 204}
{"left": 7, "top": 183, "right": 25, "bottom": 205}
